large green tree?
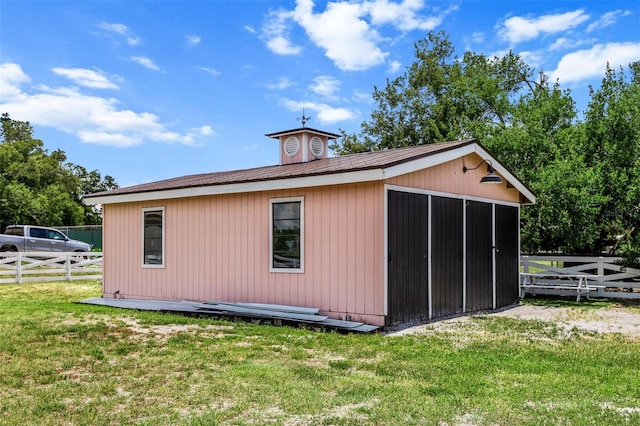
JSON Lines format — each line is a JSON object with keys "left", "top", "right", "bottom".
{"left": 0, "top": 113, "right": 118, "bottom": 229}
{"left": 332, "top": 31, "right": 543, "bottom": 155}
{"left": 582, "top": 63, "right": 640, "bottom": 263}
{"left": 334, "top": 31, "right": 638, "bottom": 261}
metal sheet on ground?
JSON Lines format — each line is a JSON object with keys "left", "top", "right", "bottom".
{"left": 206, "top": 301, "right": 320, "bottom": 315}
{"left": 79, "top": 298, "right": 378, "bottom": 333}
{"left": 199, "top": 303, "right": 328, "bottom": 322}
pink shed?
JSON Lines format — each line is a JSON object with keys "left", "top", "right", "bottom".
{"left": 86, "top": 127, "right": 535, "bottom": 326}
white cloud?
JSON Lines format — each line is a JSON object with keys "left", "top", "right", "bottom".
{"left": 310, "top": 75, "right": 341, "bottom": 98}
{"left": 463, "top": 32, "right": 485, "bottom": 50}
{"left": 280, "top": 98, "right": 357, "bottom": 124}
{"left": 268, "top": 36, "right": 303, "bottom": 55}
{"left": 548, "top": 37, "right": 593, "bottom": 52}
{"left": 518, "top": 50, "right": 545, "bottom": 69}
{"left": 0, "top": 63, "right": 31, "bottom": 97}
{"left": 130, "top": 56, "right": 161, "bottom": 71}
{"left": 261, "top": 0, "right": 452, "bottom": 72}
{"left": 198, "top": 66, "right": 221, "bottom": 76}
{"left": 52, "top": 67, "right": 119, "bottom": 90}
{"left": 293, "top": 0, "right": 387, "bottom": 71}
{"left": 0, "top": 63, "right": 210, "bottom": 148}
{"left": 243, "top": 143, "right": 259, "bottom": 151}
{"left": 365, "top": 0, "right": 446, "bottom": 31}
{"left": 98, "top": 22, "right": 128, "bottom": 35}
{"left": 587, "top": 10, "right": 632, "bottom": 32}
{"left": 244, "top": 26, "right": 256, "bottom": 34}
{"left": 352, "top": 89, "right": 372, "bottom": 103}
{"left": 199, "top": 125, "right": 215, "bottom": 136}
{"left": 261, "top": 8, "right": 303, "bottom": 55}
{"left": 498, "top": 10, "right": 590, "bottom": 44}
{"left": 387, "top": 60, "right": 401, "bottom": 73}
{"left": 549, "top": 37, "right": 572, "bottom": 52}
{"left": 267, "top": 77, "right": 294, "bottom": 90}
{"left": 316, "top": 105, "right": 357, "bottom": 123}
{"left": 186, "top": 34, "right": 201, "bottom": 47}
{"left": 78, "top": 131, "right": 141, "bottom": 147}
{"left": 98, "top": 22, "right": 140, "bottom": 46}
{"left": 549, "top": 42, "right": 640, "bottom": 84}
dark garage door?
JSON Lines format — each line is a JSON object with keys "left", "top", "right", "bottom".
{"left": 465, "top": 200, "right": 493, "bottom": 311}
{"left": 495, "top": 205, "right": 519, "bottom": 307}
{"left": 388, "top": 190, "right": 519, "bottom": 324}
{"left": 387, "top": 190, "right": 429, "bottom": 324}
{"left": 431, "top": 196, "right": 464, "bottom": 318}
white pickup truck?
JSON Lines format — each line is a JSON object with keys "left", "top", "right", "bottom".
{"left": 0, "top": 225, "right": 92, "bottom": 252}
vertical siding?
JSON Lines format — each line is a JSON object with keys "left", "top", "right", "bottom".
{"left": 431, "top": 196, "right": 464, "bottom": 318}
{"left": 386, "top": 153, "right": 521, "bottom": 204}
{"left": 387, "top": 190, "right": 429, "bottom": 324}
{"left": 465, "top": 200, "right": 494, "bottom": 311}
{"left": 495, "top": 205, "right": 520, "bottom": 307}
{"left": 103, "top": 182, "right": 386, "bottom": 324}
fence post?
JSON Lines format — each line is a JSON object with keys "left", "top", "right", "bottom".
{"left": 597, "top": 257, "right": 604, "bottom": 286}
{"left": 16, "top": 252, "right": 22, "bottom": 284}
{"left": 66, "top": 253, "right": 72, "bottom": 281}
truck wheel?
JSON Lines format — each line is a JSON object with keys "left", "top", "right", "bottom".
{"left": 72, "top": 251, "right": 89, "bottom": 263}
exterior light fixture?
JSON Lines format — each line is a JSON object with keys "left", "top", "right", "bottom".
{"left": 463, "top": 159, "right": 503, "bottom": 184}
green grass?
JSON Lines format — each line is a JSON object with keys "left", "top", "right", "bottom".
{"left": 1, "top": 282, "right": 639, "bottom": 425}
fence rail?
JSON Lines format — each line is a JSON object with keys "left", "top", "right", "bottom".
{"left": 0, "top": 252, "right": 102, "bottom": 284}
{"left": 521, "top": 255, "right": 640, "bottom": 300}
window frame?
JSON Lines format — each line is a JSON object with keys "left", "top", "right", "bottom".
{"left": 269, "top": 196, "right": 304, "bottom": 273}
{"left": 142, "top": 207, "right": 165, "bottom": 268}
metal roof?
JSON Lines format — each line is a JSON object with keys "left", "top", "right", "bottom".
{"left": 85, "top": 139, "right": 535, "bottom": 205}
{"left": 86, "top": 139, "right": 475, "bottom": 199}
{"left": 265, "top": 127, "right": 341, "bottom": 139}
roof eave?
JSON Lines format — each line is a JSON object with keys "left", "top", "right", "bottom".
{"left": 85, "top": 140, "right": 535, "bottom": 206}
{"left": 472, "top": 144, "right": 536, "bottom": 204}
{"left": 265, "top": 127, "right": 341, "bottom": 139}
{"left": 84, "top": 168, "right": 385, "bottom": 205}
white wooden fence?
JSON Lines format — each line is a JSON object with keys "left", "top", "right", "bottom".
{"left": 0, "top": 252, "right": 102, "bottom": 284}
{"left": 521, "top": 255, "right": 640, "bottom": 300}
{"left": 1, "top": 252, "right": 638, "bottom": 302}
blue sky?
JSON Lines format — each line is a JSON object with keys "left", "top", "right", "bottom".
{"left": 1, "top": 1, "right": 639, "bottom": 188}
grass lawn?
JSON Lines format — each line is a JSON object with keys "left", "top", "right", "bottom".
{"left": 1, "top": 281, "right": 639, "bottom": 425}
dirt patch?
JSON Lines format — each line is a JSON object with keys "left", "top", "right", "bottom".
{"left": 493, "top": 305, "right": 640, "bottom": 335}
{"left": 388, "top": 304, "right": 640, "bottom": 337}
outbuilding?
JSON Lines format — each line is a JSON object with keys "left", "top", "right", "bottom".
{"left": 86, "top": 126, "right": 535, "bottom": 326}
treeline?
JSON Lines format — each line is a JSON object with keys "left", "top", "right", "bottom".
{"left": 0, "top": 113, "right": 118, "bottom": 232}
{"left": 333, "top": 31, "right": 639, "bottom": 263}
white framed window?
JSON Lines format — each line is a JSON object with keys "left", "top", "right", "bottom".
{"left": 142, "top": 207, "right": 165, "bottom": 268}
{"left": 270, "top": 197, "right": 304, "bottom": 273}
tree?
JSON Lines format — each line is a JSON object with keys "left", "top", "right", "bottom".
{"left": 333, "top": 31, "right": 639, "bottom": 261}
{"left": 582, "top": 62, "right": 640, "bottom": 265}
{"left": 0, "top": 113, "right": 118, "bottom": 229}
{"left": 331, "top": 31, "right": 542, "bottom": 154}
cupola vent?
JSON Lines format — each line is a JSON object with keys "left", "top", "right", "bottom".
{"left": 309, "top": 136, "right": 324, "bottom": 158}
{"left": 284, "top": 136, "right": 300, "bottom": 157}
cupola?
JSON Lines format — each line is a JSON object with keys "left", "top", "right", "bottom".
{"left": 265, "top": 125, "right": 340, "bottom": 166}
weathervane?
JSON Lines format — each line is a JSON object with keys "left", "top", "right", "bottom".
{"left": 298, "top": 108, "right": 311, "bottom": 127}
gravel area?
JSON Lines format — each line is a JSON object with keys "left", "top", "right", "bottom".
{"left": 388, "top": 303, "right": 640, "bottom": 336}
